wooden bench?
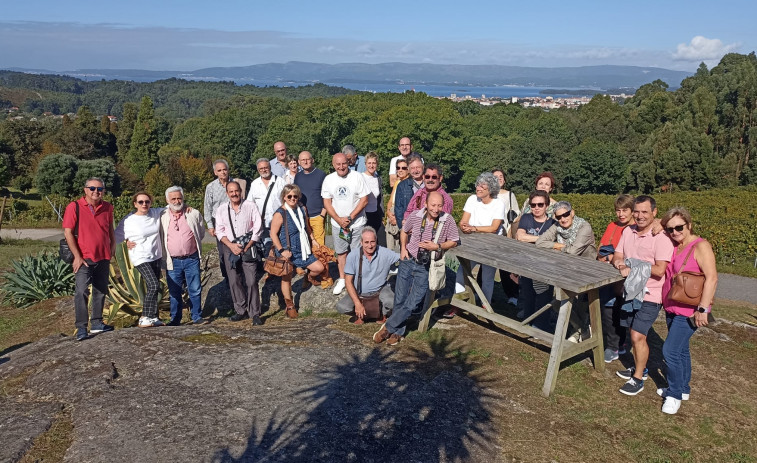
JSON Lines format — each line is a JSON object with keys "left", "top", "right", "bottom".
{"left": 418, "top": 233, "right": 623, "bottom": 397}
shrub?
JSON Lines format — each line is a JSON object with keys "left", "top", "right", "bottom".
{"left": 35, "top": 153, "right": 78, "bottom": 196}
{"left": 1, "top": 252, "right": 75, "bottom": 308}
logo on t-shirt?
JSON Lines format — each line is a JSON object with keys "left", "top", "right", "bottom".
{"left": 336, "top": 186, "right": 349, "bottom": 199}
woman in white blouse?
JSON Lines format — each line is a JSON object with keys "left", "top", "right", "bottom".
{"left": 363, "top": 151, "right": 383, "bottom": 233}
{"left": 115, "top": 192, "right": 165, "bottom": 328}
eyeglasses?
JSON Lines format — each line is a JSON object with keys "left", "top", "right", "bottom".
{"left": 285, "top": 194, "right": 299, "bottom": 199}
{"left": 554, "top": 211, "right": 571, "bottom": 219}
{"left": 665, "top": 224, "right": 686, "bottom": 234}
{"left": 137, "top": 200, "right": 151, "bottom": 205}
{"left": 86, "top": 186, "right": 104, "bottom": 192}
{"left": 397, "top": 166, "right": 408, "bottom": 170}
{"left": 530, "top": 202, "right": 545, "bottom": 208}
{"left": 424, "top": 175, "right": 439, "bottom": 180}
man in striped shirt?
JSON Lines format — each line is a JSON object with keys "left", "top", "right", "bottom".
{"left": 374, "top": 191, "right": 460, "bottom": 346}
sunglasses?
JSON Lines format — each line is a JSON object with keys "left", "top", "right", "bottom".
{"left": 86, "top": 186, "right": 104, "bottom": 192}
{"left": 665, "top": 224, "right": 686, "bottom": 234}
{"left": 424, "top": 175, "right": 439, "bottom": 180}
{"left": 137, "top": 200, "right": 151, "bottom": 205}
{"left": 397, "top": 166, "right": 408, "bottom": 170}
{"left": 530, "top": 202, "right": 545, "bottom": 208}
{"left": 554, "top": 211, "right": 571, "bottom": 219}
{"left": 285, "top": 194, "right": 299, "bottom": 199}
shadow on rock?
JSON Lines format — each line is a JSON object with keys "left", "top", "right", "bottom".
{"left": 212, "top": 336, "right": 498, "bottom": 462}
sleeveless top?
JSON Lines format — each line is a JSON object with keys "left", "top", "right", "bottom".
{"left": 662, "top": 237, "right": 705, "bottom": 316}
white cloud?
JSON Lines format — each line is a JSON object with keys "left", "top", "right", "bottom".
{"left": 672, "top": 36, "right": 740, "bottom": 61}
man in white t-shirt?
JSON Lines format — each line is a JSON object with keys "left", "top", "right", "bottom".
{"left": 322, "top": 152, "right": 369, "bottom": 295}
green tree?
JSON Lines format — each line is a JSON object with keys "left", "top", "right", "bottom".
{"left": 35, "top": 153, "right": 78, "bottom": 196}
{"left": 562, "top": 139, "right": 628, "bottom": 194}
{"left": 125, "top": 96, "right": 160, "bottom": 177}
{"left": 74, "top": 158, "right": 121, "bottom": 196}
{"left": 116, "top": 102, "right": 138, "bottom": 161}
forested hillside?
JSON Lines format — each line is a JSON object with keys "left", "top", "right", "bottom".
{"left": 1, "top": 52, "right": 755, "bottom": 197}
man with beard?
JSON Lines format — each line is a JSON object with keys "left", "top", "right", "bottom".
{"left": 161, "top": 186, "right": 208, "bottom": 325}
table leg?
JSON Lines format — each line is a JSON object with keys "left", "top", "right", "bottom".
{"left": 588, "top": 288, "right": 605, "bottom": 372}
{"left": 543, "top": 292, "right": 572, "bottom": 397}
{"left": 418, "top": 290, "right": 437, "bottom": 333}
{"left": 459, "top": 257, "right": 494, "bottom": 313}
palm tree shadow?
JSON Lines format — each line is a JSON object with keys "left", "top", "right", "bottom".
{"left": 212, "top": 336, "right": 498, "bottom": 462}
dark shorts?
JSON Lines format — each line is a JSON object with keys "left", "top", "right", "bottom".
{"left": 619, "top": 300, "right": 661, "bottom": 336}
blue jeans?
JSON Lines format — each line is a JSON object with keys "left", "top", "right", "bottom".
{"left": 518, "top": 277, "right": 554, "bottom": 332}
{"left": 456, "top": 260, "right": 495, "bottom": 304}
{"left": 386, "top": 258, "right": 429, "bottom": 336}
{"left": 167, "top": 253, "right": 203, "bottom": 323}
{"left": 663, "top": 313, "right": 696, "bottom": 400}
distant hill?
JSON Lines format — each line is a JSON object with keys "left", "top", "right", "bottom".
{"left": 8, "top": 62, "right": 691, "bottom": 90}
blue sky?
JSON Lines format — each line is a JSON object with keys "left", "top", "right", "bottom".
{"left": 0, "top": 0, "right": 754, "bottom": 71}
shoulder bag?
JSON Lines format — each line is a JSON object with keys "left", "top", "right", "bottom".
{"left": 59, "top": 201, "right": 79, "bottom": 264}
{"left": 357, "top": 248, "right": 381, "bottom": 319}
{"left": 427, "top": 215, "right": 447, "bottom": 291}
{"left": 506, "top": 191, "right": 518, "bottom": 224}
{"left": 227, "top": 205, "right": 259, "bottom": 263}
{"left": 263, "top": 210, "right": 293, "bottom": 277}
{"left": 666, "top": 240, "right": 706, "bottom": 306}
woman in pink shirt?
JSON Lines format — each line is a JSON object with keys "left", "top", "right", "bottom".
{"left": 659, "top": 207, "right": 718, "bottom": 415}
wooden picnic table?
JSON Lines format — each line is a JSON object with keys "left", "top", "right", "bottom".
{"left": 418, "top": 232, "right": 624, "bottom": 396}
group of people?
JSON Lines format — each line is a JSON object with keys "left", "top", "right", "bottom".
{"left": 62, "top": 138, "right": 717, "bottom": 416}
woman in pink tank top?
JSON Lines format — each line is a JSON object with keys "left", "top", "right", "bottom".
{"left": 658, "top": 207, "right": 718, "bottom": 415}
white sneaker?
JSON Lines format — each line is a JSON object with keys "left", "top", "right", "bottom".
{"left": 332, "top": 278, "right": 346, "bottom": 295}
{"left": 657, "top": 388, "right": 690, "bottom": 401}
{"left": 662, "top": 396, "right": 681, "bottom": 415}
{"left": 507, "top": 297, "right": 518, "bottom": 306}
{"left": 566, "top": 331, "right": 581, "bottom": 343}
{"left": 454, "top": 282, "right": 466, "bottom": 294}
{"left": 138, "top": 317, "right": 154, "bottom": 328}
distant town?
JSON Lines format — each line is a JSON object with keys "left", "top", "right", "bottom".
{"left": 439, "top": 92, "right": 632, "bottom": 108}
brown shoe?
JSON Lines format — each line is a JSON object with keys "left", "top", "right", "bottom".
{"left": 373, "top": 323, "right": 390, "bottom": 344}
{"left": 285, "top": 299, "right": 298, "bottom": 319}
{"left": 320, "top": 277, "right": 334, "bottom": 289}
{"left": 387, "top": 334, "right": 402, "bottom": 346}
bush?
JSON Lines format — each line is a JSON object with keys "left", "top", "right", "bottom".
{"left": 74, "top": 158, "right": 121, "bottom": 196}
{"left": 1, "top": 251, "right": 75, "bottom": 308}
{"left": 11, "top": 174, "right": 33, "bottom": 193}
{"left": 35, "top": 153, "right": 78, "bottom": 196}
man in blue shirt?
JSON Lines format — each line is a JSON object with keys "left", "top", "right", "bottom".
{"left": 342, "top": 144, "right": 366, "bottom": 173}
{"left": 337, "top": 226, "right": 400, "bottom": 323}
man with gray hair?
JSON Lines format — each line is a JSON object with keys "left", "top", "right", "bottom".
{"left": 62, "top": 177, "right": 115, "bottom": 341}
{"left": 204, "top": 159, "right": 245, "bottom": 280}
{"left": 248, "top": 158, "right": 284, "bottom": 256}
{"left": 270, "top": 141, "right": 289, "bottom": 178}
{"left": 342, "top": 144, "right": 366, "bottom": 173}
{"left": 337, "top": 227, "right": 399, "bottom": 323}
{"left": 161, "top": 186, "right": 208, "bottom": 325}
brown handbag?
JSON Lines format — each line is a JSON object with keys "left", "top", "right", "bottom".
{"left": 263, "top": 210, "right": 293, "bottom": 277}
{"left": 667, "top": 241, "right": 705, "bottom": 306}
{"left": 357, "top": 247, "right": 382, "bottom": 319}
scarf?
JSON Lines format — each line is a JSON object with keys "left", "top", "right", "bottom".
{"left": 556, "top": 216, "right": 586, "bottom": 246}
{"left": 285, "top": 203, "right": 311, "bottom": 260}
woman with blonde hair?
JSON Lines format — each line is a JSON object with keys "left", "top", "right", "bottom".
{"left": 658, "top": 206, "right": 717, "bottom": 415}
{"left": 269, "top": 184, "right": 325, "bottom": 318}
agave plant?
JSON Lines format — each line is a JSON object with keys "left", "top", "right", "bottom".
{"left": 1, "top": 252, "right": 75, "bottom": 308}
{"left": 105, "top": 243, "right": 211, "bottom": 323}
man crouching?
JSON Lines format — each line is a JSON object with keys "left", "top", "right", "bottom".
{"left": 337, "top": 226, "right": 400, "bottom": 324}
{"left": 374, "top": 191, "right": 460, "bottom": 346}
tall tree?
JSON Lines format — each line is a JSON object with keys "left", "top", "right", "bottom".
{"left": 116, "top": 102, "right": 138, "bottom": 162}
{"left": 125, "top": 96, "right": 160, "bottom": 178}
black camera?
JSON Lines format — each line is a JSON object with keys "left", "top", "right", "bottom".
{"left": 416, "top": 248, "right": 431, "bottom": 265}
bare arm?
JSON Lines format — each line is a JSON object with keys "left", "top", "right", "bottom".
{"left": 516, "top": 228, "right": 538, "bottom": 243}
{"left": 350, "top": 195, "right": 369, "bottom": 221}
{"left": 344, "top": 274, "right": 365, "bottom": 319}
{"left": 694, "top": 240, "right": 717, "bottom": 326}
{"left": 64, "top": 228, "right": 87, "bottom": 272}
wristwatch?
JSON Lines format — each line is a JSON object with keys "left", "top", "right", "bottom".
{"left": 696, "top": 306, "right": 711, "bottom": 314}
{"left": 437, "top": 244, "right": 442, "bottom": 252}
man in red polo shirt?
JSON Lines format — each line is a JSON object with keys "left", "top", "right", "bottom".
{"left": 62, "top": 177, "right": 116, "bottom": 341}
